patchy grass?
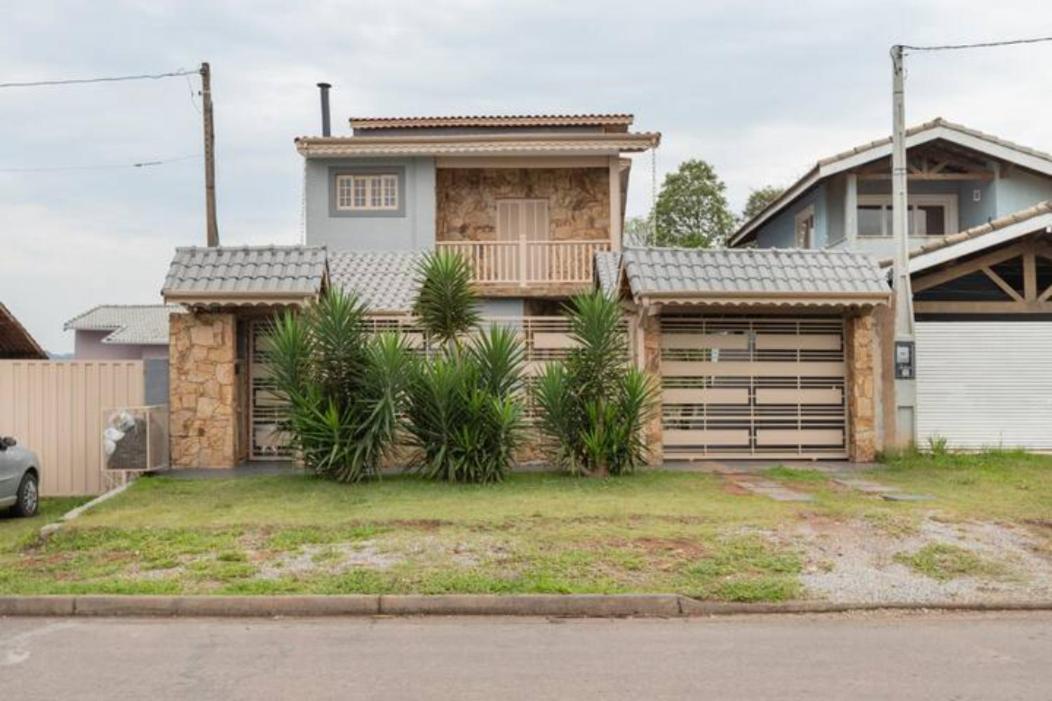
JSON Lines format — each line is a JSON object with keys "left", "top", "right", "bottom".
{"left": 0, "top": 452, "right": 1049, "bottom": 600}
{"left": 893, "top": 543, "right": 1008, "bottom": 582}
{"left": 0, "top": 497, "right": 87, "bottom": 553}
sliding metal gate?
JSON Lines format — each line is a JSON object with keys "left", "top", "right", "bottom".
{"left": 249, "top": 320, "right": 293, "bottom": 460}
{"left": 660, "top": 316, "right": 848, "bottom": 459}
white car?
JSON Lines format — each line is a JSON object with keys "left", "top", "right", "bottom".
{"left": 0, "top": 436, "right": 40, "bottom": 517}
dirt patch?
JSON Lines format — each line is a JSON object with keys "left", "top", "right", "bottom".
{"left": 787, "top": 517, "right": 1052, "bottom": 604}
{"left": 257, "top": 540, "right": 403, "bottom": 580}
{"left": 632, "top": 537, "right": 707, "bottom": 560}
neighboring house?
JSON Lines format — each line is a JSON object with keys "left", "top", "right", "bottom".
{"left": 730, "top": 118, "right": 1052, "bottom": 452}
{"left": 160, "top": 109, "right": 661, "bottom": 468}
{"left": 731, "top": 118, "right": 1052, "bottom": 256}
{"left": 0, "top": 302, "right": 47, "bottom": 359}
{"left": 64, "top": 305, "right": 184, "bottom": 360}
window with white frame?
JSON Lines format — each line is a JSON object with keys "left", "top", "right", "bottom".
{"left": 794, "top": 205, "right": 815, "bottom": 248}
{"left": 335, "top": 173, "right": 399, "bottom": 211}
{"left": 857, "top": 194, "right": 957, "bottom": 237}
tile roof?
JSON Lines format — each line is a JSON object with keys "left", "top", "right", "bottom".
{"left": 64, "top": 305, "right": 185, "bottom": 346}
{"left": 162, "top": 246, "right": 328, "bottom": 303}
{"left": 0, "top": 302, "right": 47, "bottom": 359}
{"left": 350, "top": 114, "right": 634, "bottom": 130}
{"left": 907, "top": 200, "right": 1052, "bottom": 260}
{"left": 295, "top": 133, "right": 660, "bottom": 157}
{"left": 329, "top": 250, "right": 425, "bottom": 313}
{"left": 593, "top": 251, "right": 622, "bottom": 297}
{"left": 618, "top": 247, "right": 890, "bottom": 301}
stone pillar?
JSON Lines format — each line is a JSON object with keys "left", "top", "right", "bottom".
{"left": 639, "top": 311, "right": 663, "bottom": 466}
{"left": 168, "top": 312, "right": 239, "bottom": 468}
{"left": 846, "top": 310, "right": 877, "bottom": 462}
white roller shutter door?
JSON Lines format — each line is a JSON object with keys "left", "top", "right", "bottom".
{"left": 916, "top": 321, "right": 1052, "bottom": 451}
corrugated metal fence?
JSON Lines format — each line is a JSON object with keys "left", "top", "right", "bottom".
{"left": 0, "top": 361, "right": 145, "bottom": 496}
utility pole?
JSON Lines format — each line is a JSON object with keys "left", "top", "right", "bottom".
{"left": 200, "top": 62, "right": 219, "bottom": 247}
{"left": 890, "top": 45, "right": 916, "bottom": 445}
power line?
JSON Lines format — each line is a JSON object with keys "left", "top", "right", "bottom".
{"left": 0, "top": 154, "right": 202, "bottom": 173}
{"left": 0, "top": 68, "right": 198, "bottom": 89}
{"left": 901, "top": 36, "right": 1052, "bottom": 53}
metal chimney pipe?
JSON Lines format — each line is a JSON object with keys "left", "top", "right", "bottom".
{"left": 316, "top": 82, "right": 332, "bottom": 137}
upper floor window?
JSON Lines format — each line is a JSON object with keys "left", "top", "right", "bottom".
{"left": 794, "top": 205, "right": 815, "bottom": 248}
{"left": 858, "top": 194, "right": 957, "bottom": 237}
{"left": 335, "top": 173, "right": 399, "bottom": 211}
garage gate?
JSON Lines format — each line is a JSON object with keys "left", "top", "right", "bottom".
{"left": 916, "top": 321, "right": 1052, "bottom": 451}
{"left": 660, "top": 316, "right": 849, "bottom": 459}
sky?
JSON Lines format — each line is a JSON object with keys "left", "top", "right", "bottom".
{"left": 3, "top": 0, "right": 1051, "bottom": 352}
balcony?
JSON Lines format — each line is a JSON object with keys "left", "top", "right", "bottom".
{"left": 435, "top": 240, "right": 610, "bottom": 291}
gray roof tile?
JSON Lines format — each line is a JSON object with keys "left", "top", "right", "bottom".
{"left": 619, "top": 247, "right": 889, "bottom": 299}
{"left": 162, "top": 246, "right": 327, "bottom": 301}
{"left": 329, "top": 250, "right": 425, "bottom": 313}
{"left": 593, "top": 251, "right": 622, "bottom": 296}
{"left": 64, "top": 304, "right": 185, "bottom": 345}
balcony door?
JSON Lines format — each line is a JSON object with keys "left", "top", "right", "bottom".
{"left": 498, "top": 199, "right": 550, "bottom": 283}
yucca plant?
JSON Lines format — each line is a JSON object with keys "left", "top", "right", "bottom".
{"left": 534, "top": 290, "right": 658, "bottom": 476}
{"left": 403, "top": 251, "right": 526, "bottom": 483}
{"left": 413, "top": 249, "right": 480, "bottom": 347}
{"left": 265, "top": 288, "right": 412, "bottom": 483}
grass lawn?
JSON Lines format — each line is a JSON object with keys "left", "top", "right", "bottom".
{"left": 1, "top": 451, "right": 1049, "bottom": 601}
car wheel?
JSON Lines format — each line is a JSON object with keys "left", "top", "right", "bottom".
{"left": 12, "top": 472, "right": 39, "bottom": 518}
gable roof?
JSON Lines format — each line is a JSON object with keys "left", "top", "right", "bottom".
{"left": 617, "top": 247, "right": 889, "bottom": 307}
{"left": 731, "top": 118, "right": 1052, "bottom": 246}
{"left": 329, "top": 251, "right": 424, "bottom": 313}
{"left": 907, "top": 200, "right": 1052, "bottom": 274}
{"left": 162, "top": 246, "right": 328, "bottom": 306}
{"left": 64, "top": 305, "right": 184, "bottom": 346}
{"left": 350, "top": 114, "right": 634, "bottom": 131}
{"left": 0, "top": 303, "right": 47, "bottom": 359}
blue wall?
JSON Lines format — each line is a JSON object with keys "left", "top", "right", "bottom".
{"left": 305, "top": 157, "right": 436, "bottom": 251}
{"left": 995, "top": 168, "right": 1052, "bottom": 216}
{"left": 753, "top": 183, "right": 827, "bottom": 249}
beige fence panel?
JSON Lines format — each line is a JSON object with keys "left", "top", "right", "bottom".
{"left": 0, "top": 360, "right": 145, "bottom": 496}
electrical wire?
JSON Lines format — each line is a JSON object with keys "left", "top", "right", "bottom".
{"left": 901, "top": 36, "right": 1052, "bottom": 53}
{"left": 0, "top": 68, "right": 199, "bottom": 89}
{"left": 0, "top": 154, "right": 202, "bottom": 173}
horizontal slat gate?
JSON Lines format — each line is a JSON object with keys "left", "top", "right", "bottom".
{"left": 916, "top": 321, "right": 1052, "bottom": 451}
{"left": 660, "top": 317, "right": 848, "bottom": 459}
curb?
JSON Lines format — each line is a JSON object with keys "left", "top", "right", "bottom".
{"left": 2, "top": 595, "right": 1052, "bottom": 619}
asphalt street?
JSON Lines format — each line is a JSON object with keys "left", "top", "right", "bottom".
{"left": 2, "top": 611, "right": 1049, "bottom": 700}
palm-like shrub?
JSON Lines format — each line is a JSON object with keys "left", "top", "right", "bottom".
{"left": 403, "top": 251, "right": 526, "bottom": 483}
{"left": 534, "top": 290, "right": 658, "bottom": 476}
{"left": 266, "top": 288, "right": 411, "bottom": 482}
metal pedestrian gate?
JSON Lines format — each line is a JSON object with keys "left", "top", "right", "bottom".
{"left": 659, "top": 316, "right": 848, "bottom": 459}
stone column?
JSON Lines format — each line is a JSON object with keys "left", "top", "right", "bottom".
{"left": 639, "top": 310, "right": 664, "bottom": 466}
{"left": 846, "top": 310, "right": 877, "bottom": 462}
{"left": 168, "top": 312, "right": 239, "bottom": 468}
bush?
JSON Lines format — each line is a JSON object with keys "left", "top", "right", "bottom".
{"left": 403, "top": 251, "right": 527, "bottom": 483}
{"left": 266, "top": 288, "right": 412, "bottom": 482}
{"left": 534, "top": 291, "right": 657, "bottom": 476}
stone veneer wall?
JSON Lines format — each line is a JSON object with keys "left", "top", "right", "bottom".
{"left": 639, "top": 312, "right": 664, "bottom": 466}
{"left": 436, "top": 168, "right": 610, "bottom": 242}
{"left": 169, "top": 312, "right": 238, "bottom": 468}
{"left": 846, "top": 311, "right": 878, "bottom": 462}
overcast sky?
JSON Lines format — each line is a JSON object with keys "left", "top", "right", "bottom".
{"left": 3, "top": 0, "right": 1050, "bottom": 352}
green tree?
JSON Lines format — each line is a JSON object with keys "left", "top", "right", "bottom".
{"left": 653, "top": 159, "right": 735, "bottom": 248}
{"left": 741, "top": 185, "right": 785, "bottom": 222}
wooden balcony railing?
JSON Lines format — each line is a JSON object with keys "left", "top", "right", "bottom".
{"left": 435, "top": 240, "right": 611, "bottom": 286}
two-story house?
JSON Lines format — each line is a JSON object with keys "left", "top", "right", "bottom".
{"left": 729, "top": 118, "right": 1052, "bottom": 452}
{"left": 160, "top": 107, "right": 661, "bottom": 468}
